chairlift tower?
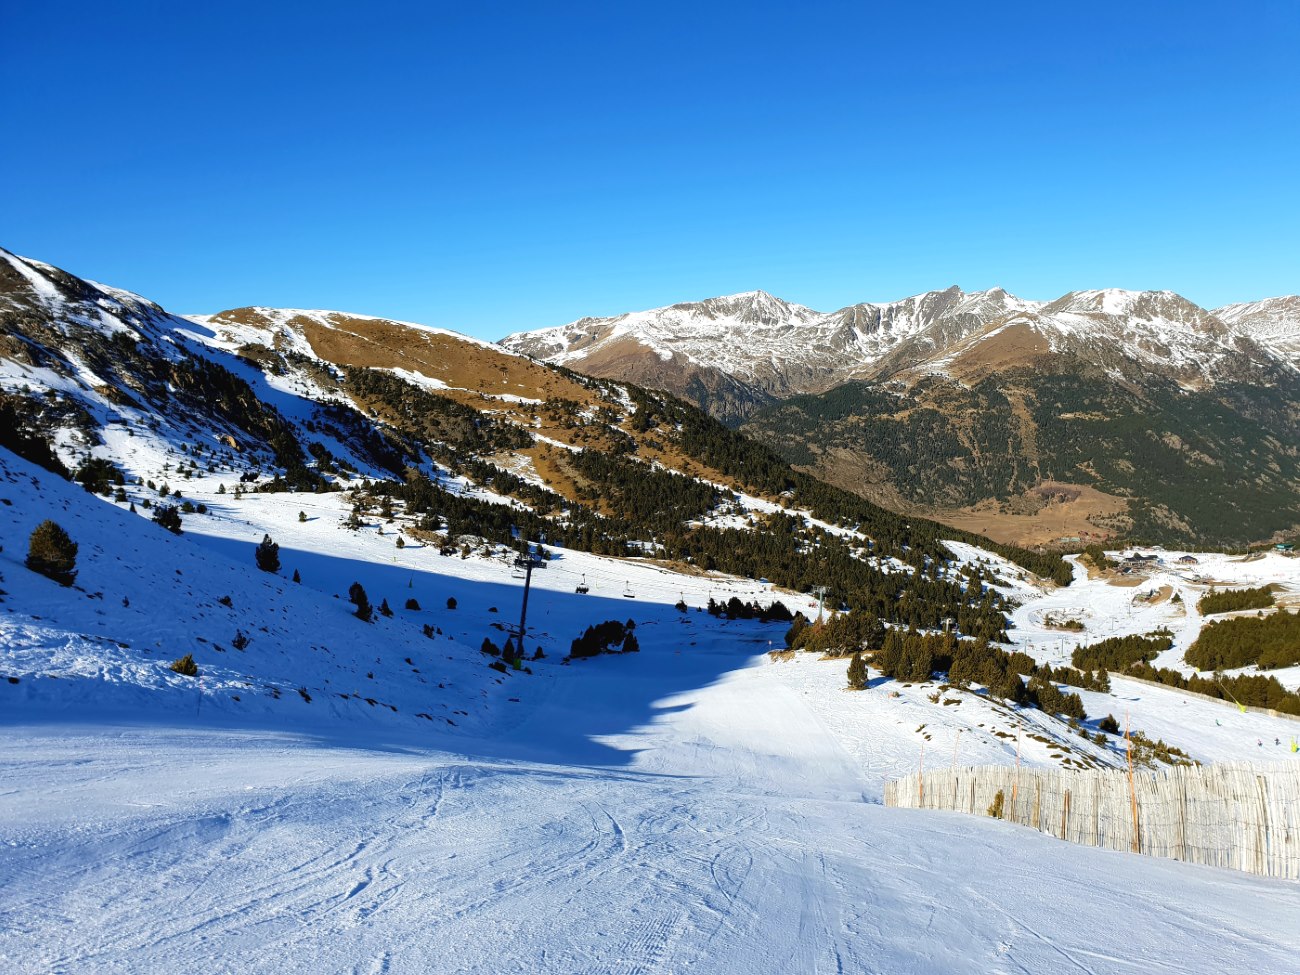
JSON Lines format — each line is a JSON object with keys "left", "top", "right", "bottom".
{"left": 512, "top": 546, "right": 547, "bottom": 655}
{"left": 812, "top": 585, "right": 830, "bottom": 624}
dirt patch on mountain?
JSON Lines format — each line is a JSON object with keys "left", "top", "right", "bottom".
{"left": 298, "top": 315, "right": 596, "bottom": 407}
{"left": 916, "top": 482, "right": 1130, "bottom": 547}
{"left": 944, "top": 321, "right": 1054, "bottom": 382}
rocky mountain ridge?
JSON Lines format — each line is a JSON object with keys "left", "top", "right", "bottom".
{"left": 502, "top": 286, "right": 1298, "bottom": 422}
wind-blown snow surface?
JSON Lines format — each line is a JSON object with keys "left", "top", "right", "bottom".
{"left": 3, "top": 454, "right": 1300, "bottom": 972}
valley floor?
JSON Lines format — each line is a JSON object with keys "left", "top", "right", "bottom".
{"left": 4, "top": 634, "right": 1299, "bottom": 974}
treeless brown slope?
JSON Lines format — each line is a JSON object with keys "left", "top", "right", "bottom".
{"left": 294, "top": 314, "right": 594, "bottom": 405}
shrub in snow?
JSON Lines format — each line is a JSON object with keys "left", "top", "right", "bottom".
{"left": 231, "top": 630, "right": 250, "bottom": 651}
{"left": 298, "top": 510, "right": 307, "bottom": 523}
{"left": 405, "top": 598, "right": 420, "bottom": 611}
{"left": 169, "top": 654, "right": 199, "bottom": 677}
{"left": 569, "top": 620, "right": 635, "bottom": 659}
{"left": 379, "top": 598, "right": 393, "bottom": 617}
{"left": 446, "top": 597, "right": 457, "bottom": 610}
{"left": 349, "top": 582, "right": 373, "bottom": 622}
{"left": 26, "top": 520, "right": 78, "bottom": 586}
{"left": 152, "top": 504, "right": 182, "bottom": 534}
{"left": 480, "top": 637, "right": 501, "bottom": 657}
{"left": 987, "top": 790, "right": 1005, "bottom": 819}
{"left": 254, "top": 534, "right": 280, "bottom": 573}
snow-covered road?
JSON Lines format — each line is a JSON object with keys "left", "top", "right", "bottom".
{"left": 4, "top": 631, "right": 1298, "bottom": 974}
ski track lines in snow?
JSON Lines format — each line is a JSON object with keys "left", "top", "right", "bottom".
{"left": 5, "top": 647, "right": 1300, "bottom": 974}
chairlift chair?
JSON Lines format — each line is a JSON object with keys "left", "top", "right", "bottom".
{"left": 623, "top": 580, "right": 636, "bottom": 599}
{"left": 575, "top": 573, "right": 590, "bottom": 594}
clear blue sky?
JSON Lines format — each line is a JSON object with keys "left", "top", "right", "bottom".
{"left": 3, "top": 1, "right": 1297, "bottom": 338}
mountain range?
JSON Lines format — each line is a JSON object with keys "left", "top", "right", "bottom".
{"left": 503, "top": 286, "right": 1299, "bottom": 418}
{"left": 504, "top": 287, "right": 1300, "bottom": 548}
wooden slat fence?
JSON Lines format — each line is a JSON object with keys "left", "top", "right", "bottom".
{"left": 884, "top": 762, "right": 1300, "bottom": 880}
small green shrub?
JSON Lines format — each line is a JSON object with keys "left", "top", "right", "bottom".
{"left": 170, "top": 654, "right": 199, "bottom": 677}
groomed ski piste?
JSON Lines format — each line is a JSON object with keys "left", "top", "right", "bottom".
{"left": 3, "top": 442, "right": 1300, "bottom": 973}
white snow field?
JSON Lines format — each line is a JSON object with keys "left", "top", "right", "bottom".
{"left": 4, "top": 451, "right": 1300, "bottom": 972}
{"left": 5, "top": 654, "right": 1300, "bottom": 974}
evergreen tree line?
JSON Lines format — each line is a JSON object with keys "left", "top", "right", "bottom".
{"left": 706, "top": 597, "right": 794, "bottom": 622}
{"left": 569, "top": 619, "right": 639, "bottom": 658}
{"left": 0, "top": 392, "right": 75, "bottom": 479}
{"left": 343, "top": 366, "right": 534, "bottom": 455}
{"left": 566, "top": 447, "right": 719, "bottom": 524}
{"left": 865, "top": 629, "right": 1087, "bottom": 719}
{"left": 1184, "top": 610, "right": 1300, "bottom": 671}
{"left": 1196, "top": 586, "right": 1276, "bottom": 615}
{"left": 786, "top": 612, "right": 885, "bottom": 656}
{"left": 387, "top": 470, "right": 1017, "bottom": 637}
{"left": 1034, "top": 662, "right": 1111, "bottom": 693}
{"left": 1125, "top": 661, "right": 1300, "bottom": 715}
{"left": 1071, "top": 634, "right": 1173, "bottom": 672}
{"left": 628, "top": 386, "right": 1072, "bottom": 584}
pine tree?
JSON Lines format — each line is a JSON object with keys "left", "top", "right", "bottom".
{"left": 26, "top": 520, "right": 78, "bottom": 586}
{"left": 349, "top": 582, "right": 373, "bottom": 622}
{"left": 292, "top": 568, "right": 301, "bottom": 583}
{"left": 255, "top": 534, "right": 280, "bottom": 573}
{"left": 152, "top": 505, "right": 183, "bottom": 534}
{"left": 379, "top": 597, "right": 393, "bottom": 617}
{"left": 847, "top": 652, "right": 868, "bottom": 690}
{"left": 298, "top": 510, "right": 307, "bottom": 522}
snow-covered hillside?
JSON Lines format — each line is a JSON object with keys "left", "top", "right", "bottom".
{"left": 5, "top": 409, "right": 1300, "bottom": 973}
{"left": 1214, "top": 295, "right": 1300, "bottom": 366}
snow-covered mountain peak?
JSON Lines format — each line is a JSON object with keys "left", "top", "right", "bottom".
{"left": 667, "top": 289, "right": 821, "bottom": 327}
{"left": 1043, "top": 288, "right": 1225, "bottom": 332}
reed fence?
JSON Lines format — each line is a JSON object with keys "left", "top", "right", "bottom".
{"left": 884, "top": 761, "right": 1300, "bottom": 880}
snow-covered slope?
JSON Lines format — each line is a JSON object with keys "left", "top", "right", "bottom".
{"left": 1215, "top": 295, "right": 1300, "bottom": 366}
